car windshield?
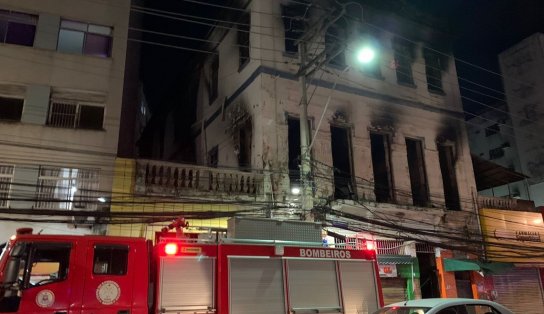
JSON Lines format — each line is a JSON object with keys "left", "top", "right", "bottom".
{"left": 373, "top": 306, "right": 432, "bottom": 314}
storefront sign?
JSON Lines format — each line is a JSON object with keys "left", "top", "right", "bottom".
{"left": 480, "top": 208, "right": 544, "bottom": 262}
{"left": 379, "top": 264, "right": 398, "bottom": 277}
{"left": 494, "top": 229, "right": 541, "bottom": 242}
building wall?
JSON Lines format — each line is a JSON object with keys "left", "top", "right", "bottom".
{"left": 499, "top": 33, "right": 544, "bottom": 205}
{"left": 194, "top": 0, "right": 477, "bottom": 213}
{"left": 0, "top": 0, "right": 130, "bottom": 239}
{"left": 466, "top": 106, "right": 529, "bottom": 199}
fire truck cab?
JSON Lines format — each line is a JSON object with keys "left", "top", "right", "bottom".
{"left": 0, "top": 223, "right": 383, "bottom": 314}
{"left": 0, "top": 233, "right": 149, "bottom": 314}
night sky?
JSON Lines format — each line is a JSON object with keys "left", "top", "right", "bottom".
{"left": 136, "top": 0, "right": 544, "bottom": 157}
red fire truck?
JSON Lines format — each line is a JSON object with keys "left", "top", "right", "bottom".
{"left": 0, "top": 222, "right": 383, "bottom": 314}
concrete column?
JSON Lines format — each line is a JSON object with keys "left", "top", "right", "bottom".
{"left": 34, "top": 14, "right": 60, "bottom": 50}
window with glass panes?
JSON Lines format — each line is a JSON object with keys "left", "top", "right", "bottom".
{"left": 57, "top": 20, "right": 112, "bottom": 57}
{"left": 0, "top": 9, "right": 37, "bottom": 46}
{"left": 35, "top": 166, "right": 99, "bottom": 210}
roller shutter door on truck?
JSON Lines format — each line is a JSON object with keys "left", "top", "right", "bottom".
{"left": 339, "top": 260, "right": 380, "bottom": 314}
{"left": 159, "top": 256, "right": 215, "bottom": 312}
{"left": 492, "top": 267, "right": 544, "bottom": 314}
{"left": 287, "top": 259, "right": 342, "bottom": 313}
{"left": 229, "top": 258, "right": 285, "bottom": 314}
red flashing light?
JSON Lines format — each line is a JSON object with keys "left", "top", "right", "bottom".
{"left": 164, "top": 243, "right": 179, "bottom": 256}
{"left": 365, "top": 241, "right": 375, "bottom": 251}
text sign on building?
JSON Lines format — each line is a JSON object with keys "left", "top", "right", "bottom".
{"left": 299, "top": 248, "right": 352, "bottom": 259}
{"left": 480, "top": 208, "right": 544, "bottom": 263}
{"left": 494, "top": 229, "right": 541, "bottom": 242}
{"left": 379, "top": 264, "right": 398, "bottom": 277}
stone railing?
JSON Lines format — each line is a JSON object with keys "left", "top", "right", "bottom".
{"left": 135, "top": 159, "right": 264, "bottom": 198}
{"left": 476, "top": 195, "right": 535, "bottom": 211}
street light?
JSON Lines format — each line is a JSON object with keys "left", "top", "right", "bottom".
{"left": 356, "top": 46, "right": 376, "bottom": 64}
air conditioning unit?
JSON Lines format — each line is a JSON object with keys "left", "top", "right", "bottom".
{"left": 70, "top": 215, "right": 95, "bottom": 228}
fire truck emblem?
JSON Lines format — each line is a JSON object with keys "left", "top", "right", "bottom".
{"left": 96, "top": 280, "right": 121, "bottom": 305}
{"left": 35, "top": 290, "right": 55, "bottom": 308}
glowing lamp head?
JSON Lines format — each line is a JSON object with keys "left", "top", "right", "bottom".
{"left": 164, "top": 243, "right": 179, "bottom": 256}
{"left": 356, "top": 47, "right": 375, "bottom": 64}
{"left": 291, "top": 187, "right": 301, "bottom": 195}
{"left": 365, "top": 241, "right": 375, "bottom": 251}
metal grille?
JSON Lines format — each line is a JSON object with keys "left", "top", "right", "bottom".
{"left": 48, "top": 101, "right": 77, "bottom": 128}
{"left": 0, "top": 165, "right": 14, "bottom": 208}
{"left": 35, "top": 166, "right": 99, "bottom": 210}
{"left": 416, "top": 242, "right": 435, "bottom": 253}
{"left": 376, "top": 240, "right": 405, "bottom": 255}
{"left": 47, "top": 100, "right": 104, "bottom": 129}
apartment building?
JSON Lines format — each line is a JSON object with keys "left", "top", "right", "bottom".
{"left": 0, "top": 0, "right": 130, "bottom": 239}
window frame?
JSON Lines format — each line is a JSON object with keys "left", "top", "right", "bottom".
{"left": 35, "top": 166, "right": 100, "bottom": 210}
{"left": 57, "top": 19, "right": 113, "bottom": 58}
{"left": 237, "top": 11, "right": 250, "bottom": 70}
{"left": 92, "top": 244, "right": 129, "bottom": 276}
{"left": 393, "top": 39, "right": 415, "bottom": 86}
{"left": 47, "top": 99, "right": 105, "bottom": 130}
{"left": 24, "top": 242, "right": 72, "bottom": 289}
{"left": 0, "top": 9, "right": 38, "bottom": 47}
{"left": 424, "top": 49, "right": 445, "bottom": 94}
{"left": 0, "top": 95, "right": 24, "bottom": 122}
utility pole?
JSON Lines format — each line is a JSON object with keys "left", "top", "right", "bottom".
{"left": 298, "top": 42, "right": 313, "bottom": 218}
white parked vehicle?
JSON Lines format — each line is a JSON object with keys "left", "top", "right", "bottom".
{"left": 373, "top": 298, "right": 514, "bottom": 314}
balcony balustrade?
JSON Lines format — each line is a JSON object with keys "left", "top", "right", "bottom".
{"left": 135, "top": 160, "right": 264, "bottom": 199}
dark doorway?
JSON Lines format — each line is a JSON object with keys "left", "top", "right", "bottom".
{"left": 406, "top": 138, "right": 429, "bottom": 207}
{"left": 370, "top": 133, "right": 394, "bottom": 202}
{"left": 417, "top": 251, "right": 440, "bottom": 298}
{"left": 330, "top": 125, "right": 354, "bottom": 200}
{"left": 455, "top": 271, "right": 473, "bottom": 298}
{"left": 438, "top": 145, "right": 461, "bottom": 210}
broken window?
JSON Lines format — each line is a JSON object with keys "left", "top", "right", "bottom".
{"left": 208, "top": 54, "right": 219, "bottom": 105}
{"left": 331, "top": 125, "right": 354, "bottom": 200}
{"left": 438, "top": 145, "right": 460, "bottom": 211}
{"left": 370, "top": 133, "right": 394, "bottom": 203}
{"left": 238, "top": 119, "right": 252, "bottom": 170}
{"left": 237, "top": 11, "right": 250, "bottom": 69}
{"left": 406, "top": 138, "right": 429, "bottom": 207}
{"left": 393, "top": 38, "right": 415, "bottom": 85}
{"left": 424, "top": 49, "right": 444, "bottom": 94}
{"left": 208, "top": 145, "right": 218, "bottom": 168}
{"left": 281, "top": 3, "right": 307, "bottom": 55}
{"left": 288, "top": 117, "right": 301, "bottom": 186}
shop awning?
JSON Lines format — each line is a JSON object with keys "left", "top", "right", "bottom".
{"left": 444, "top": 258, "right": 481, "bottom": 271}
{"left": 444, "top": 258, "right": 514, "bottom": 274}
{"left": 378, "top": 255, "right": 417, "bottom": 265}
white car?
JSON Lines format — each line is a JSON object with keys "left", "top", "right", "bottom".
{"left": 373, "top": 298, "right": 514, "bottom": 314}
